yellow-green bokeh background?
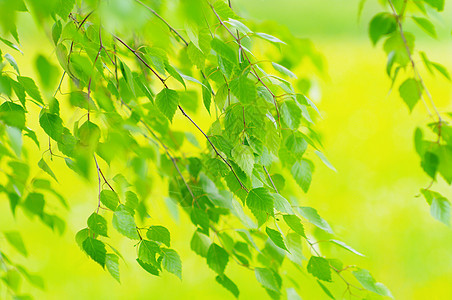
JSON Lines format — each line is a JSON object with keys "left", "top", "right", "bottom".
{"left": 1, "top": 0, "right": 452, "bottom": 299}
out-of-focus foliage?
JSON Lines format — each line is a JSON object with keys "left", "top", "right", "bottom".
{"left": 368, "top": 0, "right": 451, "bottom": 226}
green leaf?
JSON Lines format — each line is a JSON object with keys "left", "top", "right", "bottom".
{"left": 423, "top": 0, "right": 444, "bottom": 11}
{"left": 39, "top": 112, "right": 64, "bottom": 142}
{"left": 38, "top": 158, "right": 57, "bottom": 181}
{"left": 216, "top": 274, "right": 239, "bottom": 298}
{"left": 246, "top": 187, "right": 274, "bottom": 221}
{"left": 23, "top": 193, "right": 45, "bottom": 216}
{"left": 230, "top": 76, "right": 256, "bottom": 104}
{"left": 265, "top": 227, "right": 288, "bottom": 251}
{"left": 254, "top": 267, "right": 280, "bottom": 292}
{"left": 330, "top": 240, "right": 364, "bottom": 256}
{"left": 291, "top": 159, "right": 314, "bottom": 193}
{"left": 191, "top": 230, "right": 211, "bottom": 257}
{"left": 421, "top": 151, "right": 438, "bottom": 179}
{"left": 287, "top": 288, "right": 302, "bottom": 300}
{"left": 315, "top": 151, "right": 337, "bottom": 172}
{"left": 82, "top": 237, "right": 107, "bottom": 267}
{"left": 17, "top": 76, "right": 43, "bottom": 104}
{"left": 4, "top": 231, "right": 27, "bottom": 256}
{"left": 430, "top": 196, "right": 450, "bottom": 226}
{"left": 412, "top": 16, "right": 437, "bottom": 38}
{"left": 138, "top": 240, "right": 160, "bottom": 265}
{"left": 272, "top": 62, "right": 297, "bottom": 79}
{"left": 137, "top": 258, "right": 159, "bottom": 276}
{"left": 55, "top": 0, "right": 75, "bottom": 19}
{"left": 0, "top": 101, "right": 25, "bottom": 129}
{"left": 156, "top": 88, "right": 179, "bottom": 122}
{"left": 399, "top": 78, "right": 422, "bottom": 111}
{"left": 207, "top": 243, "right": 229, "bottom": 274}
{"left": 146, "top": 226, "right": 171, "bottom": 247}
{"left": 286, "top": 132, "right": 307, "bottom": 156}
{"left": 283, "top": 214, "right": 306, "bottom": 237}
{"left": 352, "top": 268, "right": 393, "bottom": 298}
{"left": 112, "top": 205, "right": 139, "bottom": 239}
{"left": 281, "top": 101, "right": 302, "bottom": 130}
{"left": 211, "top": 38, "right": 237, "bottom": 63}
{"left": 161, "top": 248, "right": 182, "bottom": 279}
{"left": 106, "top": 253, "right": 120, "bottom": 282}
{"left": 307, "top": 256, "right": 331, "bottom": 282}
{"left": 317, "top": 280, "right": 336, "bottom": 299}
{"left": 231, "top": 144, "right": 254, "bottom": 177}
{"left": 52, "top": 20, "right": 62, "bottom": 45}
{"left": 100, "top": 190, "right": 119, "bottom": 211}
{"left": 369, "top": 13, "right": 396, "bottom": 45}
{"left": 297, "top": 206, "right": 333, "bottom": 234}
{"left": 4, "top": 54, "right": 20, "bottom": 74}
{"left": 254, "top": 32, "right": 286, "bottom": 44}
{"left": 87, "top": 213, "right": 108, "bottom": 237}
{"left": 273, "top": 194, "right": 294, "bottom": 214}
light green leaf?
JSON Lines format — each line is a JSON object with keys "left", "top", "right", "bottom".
{"left": 297, "top": 206, "right": 333, "bottom": 234}
{"left": 266, "top": 227, "right": 288, "bottom": 251}
{"left": 315, "top": 151, "right": 337, "bottom": 172}
{"left": 112, "top": 205, "right": 139, "bottom": 239}
{"left": 246, "top": 187, "right": 274, "bottom": 220}
{"left": 272, "top": 62, "right": 297, "bottom": 79}
{"left": 231, "top": 144, "right": 254, "bottom": 177}
{"left": 254, "top": 32, "right": 286, "bottom": 44}
{"left": 230, "top": 76, "right": 256, "bottom": 104}
{"left": 156, "top": 88, "right": 179, "bottom": 122}
{"left": 161, "top": 248, "right": 182, "bottom": 279}
{"left": 399, "top": 78, "right": 422, "bottom": 111}
{"left": 38, "top": 158, "right": 57, "bottom": 182}
{"left": 352, "top": 268, "right": 393, "bottom": 298}
{"left": 207, "top": 243, "right": 229, "bottom": 274}
{"left": 254, "top": 267, "right": 280, "bottom": 292}
{"left": 330, "top": 240, "right": 364, "bottom": 256}
{"left": 0, "top": 101, "right": 25, "bottom": 129}
{"left": 17, "top": 76, "right": 43, "bottom": 104}
{"left": 100, "top": 190, "right": 119, "bottom": 211}
{"left": 291, "top": 159, "right": 314, "bottom": 193}
{"left": 273, "top": 194, "right": 294, "bottom": 214}
{"left": 4, "top": 231, "right": 27, "bottom": 256}
{"left": 106, "top": 253, "right": 120, "bottom": 282}
{"left": 412, "top": 16, "right": 437, "bottom": 38}
{"left": 146, "top": 225, "right": 171, "bottom": 247}
{"left": 283, "top": 214, "right": 306, "bottom": 237}
{"left": 87, "top": 213, "right": 108, "bottom": 237}
{"left": 430, "top": 196, "right": 450, "bottom": 226}
{"left": 307, "top": 256, "right": 331, "bottom": 282}
{"left": 138, "top": 240, "right": 160, "bottom": 265}
{"left": 281, "top": 101, "right": 302, "bottom": 130}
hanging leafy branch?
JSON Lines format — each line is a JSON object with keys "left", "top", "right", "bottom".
{"left": 0, "top": 0, "right": 402, "bottom": 299}
{"left": 367, "top": 0, "right": 451, "bottom": 226}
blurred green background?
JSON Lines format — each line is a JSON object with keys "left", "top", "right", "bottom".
{"left": 1, "top": 0, "right": 452, "bottom": 299}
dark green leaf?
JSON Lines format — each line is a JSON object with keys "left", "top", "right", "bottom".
{"left": 112, "top": 205, "right": 139, "bottom": 239}
{"left": 100, "top": 190, "right": 119, "bottom": 211}
{"left": 369, "top": 13, "right": 396, "bottom": 45}
{"left": 82, "top": 237, "right": 107, "bottom": 267}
